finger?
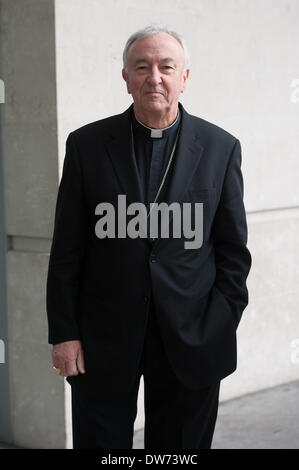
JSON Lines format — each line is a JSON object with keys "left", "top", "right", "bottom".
{"left": 77, "top": 348, "right": 86, "bottom": 374}
{"left": 57, "top": 361, "right": 67, "bottom": 377}
{"left": 65, "top": 360, "right": 79, "bottom": 377}
{"left": 52, "top": 365, "right": 62, "bottom": 376}
{"left": 53, "top": 357, "right": 64, "bottom": 376}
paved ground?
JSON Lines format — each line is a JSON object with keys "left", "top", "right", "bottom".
{"left": 1, "top": 380, "right": 298, "bottom": 450}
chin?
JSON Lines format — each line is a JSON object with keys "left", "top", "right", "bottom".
{"left": 142, "top": 99, "right": 166, "bottom": 113}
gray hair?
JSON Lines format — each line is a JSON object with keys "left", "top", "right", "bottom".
{"left": 122, "top": 24, "right": 190, "bottom": 72}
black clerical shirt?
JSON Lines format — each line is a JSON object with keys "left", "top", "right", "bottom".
{"left": 131, "top": 108, "right": 181, "bottom": 208}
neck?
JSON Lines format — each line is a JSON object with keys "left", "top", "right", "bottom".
{"left": 133, "top": 105, "right": 179, "bottom": 129}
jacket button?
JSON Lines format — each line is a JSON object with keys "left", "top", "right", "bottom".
{"left": 150, "top": 255, "right": 158, "bottom": 263}
{"left": 144, "top": 296, "right": 149, "bottom": 304}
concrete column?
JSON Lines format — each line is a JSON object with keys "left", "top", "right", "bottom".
{"left": 0, "top": 85, "right": 13, "bottom": 444}
{"left": 0, "top": 0, "right": 66, "bottom": 448}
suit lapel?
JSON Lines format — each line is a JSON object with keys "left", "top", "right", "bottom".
{"left": 164, "top": 103, "right": 204, "bottom": 207}
{"left": 152, "top": 104, "right": 205, "bottom": 247}
{"left": 105, "top": 105, "right": 143, "bottom": 205}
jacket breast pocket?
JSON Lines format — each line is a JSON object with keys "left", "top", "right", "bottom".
{"left": 186, "top": 187, "right": 216, "bottom": 201}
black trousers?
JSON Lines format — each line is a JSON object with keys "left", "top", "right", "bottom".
{"left": 70, "top": 302, "right": 220, "bottom": 449}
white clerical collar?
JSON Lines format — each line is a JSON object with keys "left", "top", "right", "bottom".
{"left": 134, "top": 110, "right": 180, "bottom": 138}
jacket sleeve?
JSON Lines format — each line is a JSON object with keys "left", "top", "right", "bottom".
{"left": 212, "top": 139, "right": 252, "bottom": 327}
{"left": 46, "top": 132, "right": 87, "bottom": 344}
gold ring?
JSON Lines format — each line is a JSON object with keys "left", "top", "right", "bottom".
{"left": 53, "top": 366, "right": 61, "bottom": 375}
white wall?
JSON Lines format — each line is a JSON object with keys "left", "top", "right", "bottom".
{"left": 54, "top": 0, "right": 299, "bottom": 434}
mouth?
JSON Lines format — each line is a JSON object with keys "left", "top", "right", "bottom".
{"left": 145, "top": 91, "right": 164, "bottom": 96}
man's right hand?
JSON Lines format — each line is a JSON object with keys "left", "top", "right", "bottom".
{"left": 52, "top": 340, "right": 86, "bottom": 377}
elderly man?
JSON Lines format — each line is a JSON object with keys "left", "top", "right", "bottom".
{"left": 47, "top": 25, "right": 251, "bottom": 449}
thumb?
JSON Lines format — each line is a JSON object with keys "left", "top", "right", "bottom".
{"left": 77, "top": 346, "right": 86, "bottom": 374}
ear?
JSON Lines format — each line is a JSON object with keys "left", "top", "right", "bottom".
{"left": 180, "top": 68, "right": 190, "bottom": 93}
{"left": 122, "top": 68, "right": 131, "bottom": 94}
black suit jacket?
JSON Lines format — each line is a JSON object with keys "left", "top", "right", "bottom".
{"left": 46, "top": 102, "right": 251, "bottom": 390}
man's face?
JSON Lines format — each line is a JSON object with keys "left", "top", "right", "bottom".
{"left": 122, "top": 32, "right": 189, "bottom": 117}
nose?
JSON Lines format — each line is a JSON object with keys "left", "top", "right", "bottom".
{"left": 147, "top": 66, "right": 162, "bottom": 86}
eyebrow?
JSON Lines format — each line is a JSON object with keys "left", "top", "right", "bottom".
{"left": 160, "top": 58, "right": 176, "bottom": 64}
{"left": 133, "top": 57, "right": 176, "bottom": 66}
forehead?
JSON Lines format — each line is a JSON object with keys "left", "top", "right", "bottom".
{"left": 127, "top": 32, "right": 185, "bottom": 64}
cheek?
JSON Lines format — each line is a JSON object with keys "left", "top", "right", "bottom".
{"left": 129, "top": 77, "right": 144, "bottom": 95}
{"left": 166, "top": 79, "right": 183, "bottom": 96}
